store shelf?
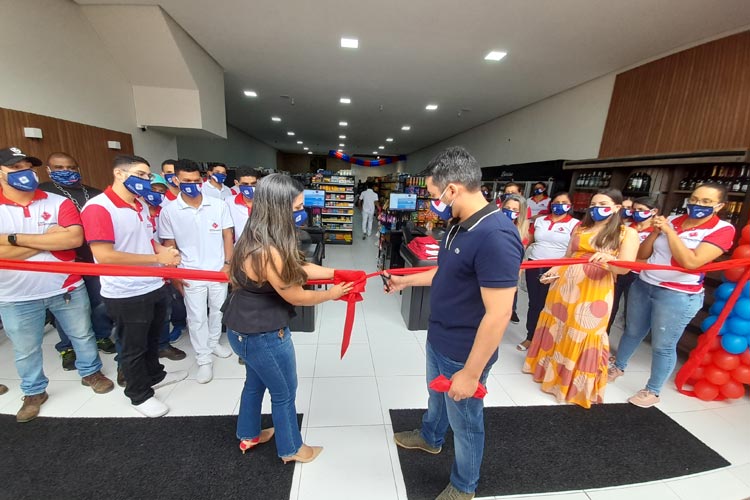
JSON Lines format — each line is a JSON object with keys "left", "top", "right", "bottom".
{"left": 316, "top": 174, "right": 354, "bottom": 245}
{"left": 317, "top": 182, "right": 355, "bottom": 186}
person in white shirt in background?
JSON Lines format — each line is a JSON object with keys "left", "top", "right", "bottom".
{"left": 202, "top": 162, "right": 233, "bottom": 201}
{"left": 358, "top": 183, "right": 381, "bottom": 239}
{"left": 226, "top": 166, "right": 260, "bottom": 244}
{"left": 158, "top": 159, "right": 235, "bottom": 384}
{"left": 527, "top": 182, "right": 551, "bottom": 218}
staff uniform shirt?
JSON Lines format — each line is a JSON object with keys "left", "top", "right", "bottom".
{"left": 640, "top": 214, "right": 735, "bottom": 293}
{"left": 359, "top": 189, "right": 379, "bottom": 214}
{"left": 528, "top": 195, "right": 550, "bottom": 217}
{"left": 625, "top": 225, "right": 656, "bottom": 275}
{"left": 429, "top": 203, "right": 524, "bottom": 364}
{"left": 0, "top": 189, "right": 83, "bottom": 301}
{"left": 158, "top": 194, "right": 233, "bottom": 272}
{"left": 226, "top": 193, "right": 252, "bottom": 243}
{"left": 81, "top": 187, "right": 163, "bottom": 299}
{"left": 160, "top": 189, "right": 179, "bottom": 208}
{"left": 202, "top": 181, "right": 232, "bottom": 201}
{"left": 527, "top": 214, "right": 579, "bottom": 260}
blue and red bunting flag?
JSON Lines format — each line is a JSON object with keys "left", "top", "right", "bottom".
{"left": 329, "top": 150, "right": 406, "bottom": 167}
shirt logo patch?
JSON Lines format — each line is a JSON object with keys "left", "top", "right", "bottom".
{"left": 689, "top": 232, "right": 698, "bottom": 237}
{"left": 212, "top": 222, "right": 219, "bottom": 229}
{"left": 41, "top": 211, "right": 51, "bottom": 221}
{"left": 454, "top": 248, "right": 460, "bottom": 254}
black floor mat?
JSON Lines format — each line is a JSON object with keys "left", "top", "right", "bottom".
{"left": 390, "top": 404, "right": 729, "bottom": 499}
{"left": 0, "top": 413, "right": 301, "bottom": 500}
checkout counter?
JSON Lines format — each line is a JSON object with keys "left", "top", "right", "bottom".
{"left": 396, "top": 226, "right": 443, "bottom": 330}
{"left": 289, "top": 228, "right": 325, "bottom": 332}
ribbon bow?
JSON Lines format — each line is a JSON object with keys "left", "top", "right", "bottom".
{"left": 428, "top": 374, "right": 488, "bottom": 399}
{"left": 333, "top": 269, "right": 368, "bottom": 358}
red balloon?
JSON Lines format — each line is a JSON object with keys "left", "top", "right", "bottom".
{"left": 705, "top": 365, "right": 731, "bottom": 385}
{"left": 712, "top": 350, "right": 741, "bottom": 371}
{"left": 708, "top": 336, "right": 723, "bottom": 352}
{"left": 732, "top": 245, "right": 750, "bottom": 261}
{"left": 741, "top": 225, "right": 749, "bottom": 245}
{"left": 724, "top": 266, "right": 748, "bottom": 283}
{"left": 701, "top": 351, "right": 714, "bottom": 365}
{"left": 741, "top": 349, "right": 750, "bottom": 366}
{"left": 731, "top": 364, "right": 750, "bottom": 384}
{"left": 694, "top": 379, "right": 720, "bottom": 401}
{"left": 687, "top": 366, "right": 706, "bottom": 385}
{"left": 719, "top": 379, "right": 746, "bottom": 399}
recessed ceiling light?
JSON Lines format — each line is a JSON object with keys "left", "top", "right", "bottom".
{"left": 372, "top": 151, "right": 378, "bottom": 155}
{"left": 484, "top": 50, "right": 507, "bottom": 61}
{"left": 303, "top": 147, "right": 309, "bottom": 150}
{"left": 339, "top": 121, "right": 348, "bottom": 127}
{"left": 339, "top": 143, "right": 345, "bottom": 147}
{"left": 386, "top": 137, "right": 394, "bottom": 142}
{"left": 287, "top": 131, "right": 295, "bottom": 136}
{"left": 337, "top": 149, "right": 343, "bottom": 152}
{"left": 425, "top": 104, "right": 438, "bottom": 111}
{"left": 339, "top": 135, "right": 346, "bottom": 139}
{"left": 339, "top": 97, "right": 351, "bottom": 104}
{"left": 378, "top": 145, "right": 385, "bottom": 149}
{"left": 401, "top": 125, "right": 411, "bottom": 131}
{"left": 340, "top": 37, "right": 358, "bottom": 49}
{"left": 271, "top": 116, "right": 281, "bottom": 122}
{"left": 243, "top": 90, "right": 258, "bottom": 97}
{"left": 307, "top": 151, "right": 313, "bottom": 155}
{"left": 296, "top": 140, "right": 303, "bottom": 144}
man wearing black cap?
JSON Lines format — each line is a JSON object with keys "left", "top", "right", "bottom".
{"left": 0, "top": 147, "right": 114, "bottom": 423}
{"left": 38, "top": 152, "right": 116, "bottom": 370}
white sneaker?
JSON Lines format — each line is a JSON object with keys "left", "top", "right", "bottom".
{"left": 133, "top": 396, "right": 169, "bottom": 418}
{"left": 212, "top": 344, "right": 232, "bottom": 358}
{"left": 152, "top": 370, "right": 188, "bottom": 390}
{"left": 196, "top": 363, "right": 213, "bottom": 384}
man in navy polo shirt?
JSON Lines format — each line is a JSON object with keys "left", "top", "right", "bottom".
{"left": 386, "top": 146, "right": 523, "bottom": 500}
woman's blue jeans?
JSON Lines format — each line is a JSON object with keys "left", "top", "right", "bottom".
{"left": 228, "top": 327, "right": 302, "bottom": 458}
{"left": 421, "top": 341, "right": 492, "bottom": 494}
{"left": 614, "top": 278, "right": 704, "bottom": 394}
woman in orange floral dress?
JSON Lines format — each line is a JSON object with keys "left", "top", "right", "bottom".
{"left": 523, "top": 189, "right": 639, "bottom": 408}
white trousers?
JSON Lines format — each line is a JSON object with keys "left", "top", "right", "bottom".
{"left": 362, "top": 211, "right": 374, "bottom": 236}
{"left": 183, "top": 280, "right": 228, "bottom": 366}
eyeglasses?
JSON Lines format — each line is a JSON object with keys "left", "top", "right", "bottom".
{"left": 688, "top": 197, "right": 719, "bottom": 205}
{"left": 124, "top": 169, "right": 153, "bottom": 181}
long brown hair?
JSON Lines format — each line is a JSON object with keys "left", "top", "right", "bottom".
{"left": 580, "top": 188, "right": 624, "bottom": 251}
{"left": 230, "top": 174, "right": 307, "bottom": 288}
{"left": 503, "top": 193, "right": 529, "bottom": 243}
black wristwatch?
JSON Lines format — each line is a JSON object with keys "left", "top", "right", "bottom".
{"left": 7, "top": 234, "right": 18, "bottom": 246}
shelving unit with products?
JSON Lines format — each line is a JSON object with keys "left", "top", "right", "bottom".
{"left": 312, "top": 172, "right": 355, "bottom": 245}
{"left": 564, "top": 149, "right": 750, "bottom": 356}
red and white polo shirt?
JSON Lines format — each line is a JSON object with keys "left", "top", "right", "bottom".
{"left": 528, "top": 214, "right": 580, "bottom": 260}
{"left": 160, "top": 189, "right": 178, "bottom": 208}
{"left": 640, "top": 214, "right": 735, "bottom": 293}
{"left": 0, "top": 189, "right": 83, "bottom": 301}
{"left": 226, "top": 193, "right": 252, "bottom": 243}
{"left": 528, "top": 195, "right": 550, "bottom": 217}
{"left": 81, "top": 187, "right": 163, "bottom": 299}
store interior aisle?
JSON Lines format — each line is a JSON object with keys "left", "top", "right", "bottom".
{"left": 0, "top": 219, "right": 749, "bottom": 500}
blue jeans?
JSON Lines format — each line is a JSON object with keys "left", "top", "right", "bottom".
{"left": 614, "top": 278, "right": 704, "bottom": 394}
{"left": 0, "top": 285, "right": 103, "bottom": 395}
{"left": 228, "top": 327, "right": 302, "bottom": 458}
{"left": 421, "top": 342, "right": 492, "bottom": 494}
{"left": 55, "top": 275, "right": 113, "bottom": 351}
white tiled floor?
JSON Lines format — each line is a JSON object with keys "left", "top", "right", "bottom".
{"left": 2, "top": 224, "right": 750, "bottom": 500}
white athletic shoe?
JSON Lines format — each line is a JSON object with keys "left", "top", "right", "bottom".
{"left": 212, "top": 344, "right": 233, "bottom": 358}
{"left": 196, "top": 364, "right": 213, "bottom": 384}
{"left": 133, "top": 396, "right": 169, "bottom": 418}
{"left": 152, "top": 370, "right": 188, "bottom": 390}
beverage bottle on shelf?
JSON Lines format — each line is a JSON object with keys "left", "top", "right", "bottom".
{"left": 731, "top": 167, "right": 744, "bottom": 192}
{"left": 641, "top": 173, "right": 651, "bottom": 192}
{"left": 741, "top": 168, "right": 749, "bottom": 193}
{"left": 708, "top": 166, "right": 719, "bottom": 183}
{"left": 678, "top": 173, "right": 689, "bottom": 191}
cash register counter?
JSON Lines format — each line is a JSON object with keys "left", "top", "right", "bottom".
{"left": 398, "top": 235, "right": 440, "bottom": 331}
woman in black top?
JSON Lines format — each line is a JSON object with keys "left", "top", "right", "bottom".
{"left": 225, "top": 174, "right": 353, "bottom": 463}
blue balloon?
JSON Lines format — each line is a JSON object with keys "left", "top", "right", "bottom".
{"left": 715, "top": 282, "right": 736, "bottom": 301}
{"left": 743, "top": 282, "right": 750, "bottom": 298}
{"left": 727, "top": 317, "right": 750, "bottom": 337}
{"left": 733, "top": 298, "right": 750, "bottom": 320}
{"left": 721, "top": 334, "right": 748, "bottom": 354}
{"left": 701, "top": 315, "right": 719, "bottom": 332}
{"left": 709, "top": 300, "right": 727, "bottom": 316}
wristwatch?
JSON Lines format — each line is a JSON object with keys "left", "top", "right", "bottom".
{"left": 7, "top": 234, "right": 18, "bottom": 246}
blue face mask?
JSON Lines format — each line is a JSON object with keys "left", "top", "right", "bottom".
{"left": 211, "top": 173, "right": 227, "bottom": 185}
{"left": 621, "top": 208, "right": 633, "bottom": 219}
{"left": 239, "top": 185, "right": 255, "bottom": 200}
{"left": 164, "top": 173, "right": 177, "bottom": 187}
{"left": 502, "top": 208, "right": 519, "bottom": 221}
{"left": 123, "top": 175, "right": 151, "bottom": 197}
{"left": 179, "top": 182, "right": 202, "bottom": 198}
{"left": 686, "top": 203, "right": 715, "bottom": 219}
{"left": 632, "top": 209, "right": 655, "bottom": 223}
{"left": 49, "top": 169, "right": 81, "bottom": 187}
{"left": 293, "top": 209, "right": 308, "bottom": 226}
{"left": 550, "top": 203, "right": 571, "bottom": 216}
{"left": 589, "top": 206, "right": 615, "bottom": 222}
{"left": 500, "top": 193, "right": 510, "bottom": 202}
{"left": 533, "top": 188, "right": 545, "bottom": 196}
{"left": 429, "top": 187, "right": 453, "bottom": 220}
{"left": 4, "top": 169, "right": 39, "bottom": 192}
{"left": 143, "top": 190, "right": 164, "bottom": 207}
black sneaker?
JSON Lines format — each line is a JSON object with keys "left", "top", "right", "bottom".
{"left": 60, "top": 349, "right": 76, "bottom": 371}
{"left": 510, "top": 311, "right": 520, "bottom": 324}
{"left": 96, "top": 338, "right": 116, "bottom": 354}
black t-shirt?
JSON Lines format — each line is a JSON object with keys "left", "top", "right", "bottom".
{"left": 39, "top": 181, "right": 103, "bottom": 263}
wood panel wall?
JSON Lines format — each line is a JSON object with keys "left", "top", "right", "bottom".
{"left": 0, "top": 107, "right": 134, "bottom": 189}
{"left": 599, "top": 31, "right": 750, "bottom": 158}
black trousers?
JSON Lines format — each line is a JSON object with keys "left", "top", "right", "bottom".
{"left": 524, "top": 265, "right": 550, "bottom": 342}
{"left": 607, "top": 272, "right": 638, "bottom": 332}
{"left": 103, "top": 286, "right": 168, "bottom": 405}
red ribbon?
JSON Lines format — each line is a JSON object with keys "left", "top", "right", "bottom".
{"left": 428, "top": 374, "right": 487, "bottom": 399}
{"left": 332, "top": 270, "right": 367, "bottom": 358}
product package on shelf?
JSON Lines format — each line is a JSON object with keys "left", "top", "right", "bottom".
{"left": 314, "top": 172, "right": 355, "bottom": 245}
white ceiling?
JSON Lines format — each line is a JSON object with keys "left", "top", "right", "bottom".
{"left": 76, "top": 0, "right": 750, "bottom": 157}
